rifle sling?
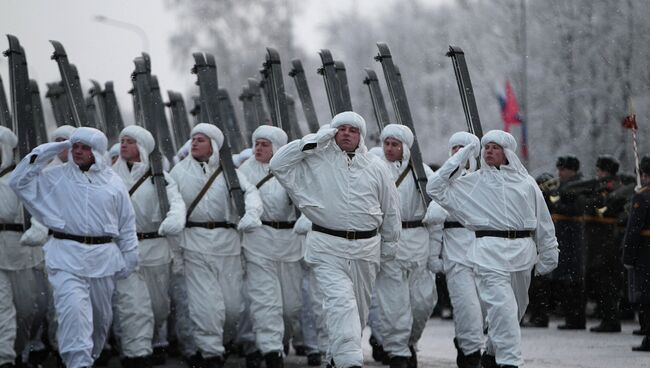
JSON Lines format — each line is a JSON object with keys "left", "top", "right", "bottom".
{"left": 128, "top": 169, "right": 152, "bottom": 196}
{"left": 0, "top": 164, "right": 16, "bottom": 178}
{"left": 395, "top": 164, "right": 412, "bottom": 188}
{"left": 186, "top": 167, "right": 223, "bottom": 220}
{"left": 256, "top": 172, "right": 274, "bottom": 189}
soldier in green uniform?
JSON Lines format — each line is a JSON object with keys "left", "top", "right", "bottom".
{"left": 623, "top": 156, "right": 650, "bottom": 351}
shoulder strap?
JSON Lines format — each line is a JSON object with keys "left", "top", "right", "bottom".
{"left": 395, "top": 164, "right": 412, "bottom": 188}
{"left": 0, "top": 164, "right": 16, "bottom": 178}
{"left": 186, "top": 167, "right": 223, "bottom": 220}
{"left": 256, "top": 172, "right": 274, "bottom": 189}
{"left": 128, "top": 169, "right": 152, "bottom": 196}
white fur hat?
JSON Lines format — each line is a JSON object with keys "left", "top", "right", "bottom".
{"left": 380, "top": 124, "right": 414, "bottom": 148}
{"left": 448, "top": 131, "right": 479, "bottom": 151}
{"left": 330, "top": 111, "right": 367, "bottom": 138}
{"left": 50, "top": 125, "right": 76, "bottom": 141}
{"left": 0, "top": 126, "right": 17, "bottom": 170}
{"left": 252, "top": 125, "right": 288, "bottom": 153}
{"left": 481, "top": 130, "right": 516, "bottom": 151}
{"left": 69, "top": 127, "right": 109, "bottom": 170}
{"left": 191, "top": 123, "right": 224, "bottom": 167}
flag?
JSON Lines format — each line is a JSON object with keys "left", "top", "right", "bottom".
{"left": 498, "top": 80, "right": 522, "bottom": 132}
{"left": 622, "top": 114, "right": 637, "bottom": 130}
{"left": 497, "top": 80, "right": 528, "bottom": 159}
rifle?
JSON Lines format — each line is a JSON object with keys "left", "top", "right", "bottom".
{"left": 362, "top": 68, "right": 390, "bottom": 131}
{"left": 50, "top": 41, "right": 88, "bottom": 128}
{"left": 89, "top": 80, "right": 107, "bottom": 133}
{"left": 217, "top": 88, "right": 245, "bottom": 152}
{"left": 288, "top": 59, "right": 319, "bottom": 133}
{"left": 248, "top": 78, "right": 268, "bottom": 125}
{"left": 103, "top": 81, "right": 125, "bottom": 145}
{"left": 317, "top": 49, "right": 347, "bottom": 117}
{"left": 0, "top": 75, "right": 11, "bottom": 129}
{"left": 374, "top": 42, "right": 430, "bottom": 206}
{"left": 29, "top": 80, "right": 48, "bottom": 145}
{"left": 238, "top": 86, "right": 257, "bottom": 142}
{"left": 286, "top": 94, "right": 304, "bottom": 139}
{"left": 131, "top": 56, "right": 170, "bottom": 216}
{"left": 150, "top": 74, "right": 177, "bottom": 163}
{"left": 335, "top": 60, "right": 353, "bottom": 111}
{"left": 260, "top": 47, "right": 300, "bottom": 140}
{"left": 166, "top": 91, "right": 192, "bottom": 149}
{"left": 445, "top": 46, "right": 484, "bottom": 138}
{"left": 5, "top": 35, "right": 37, "bottom": 229}
{"left": 192, "top": 52, "right": 246, "bottom": 217}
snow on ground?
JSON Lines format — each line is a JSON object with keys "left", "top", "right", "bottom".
{"left": 94, "top": 317, "right": 648, "bottom": 367}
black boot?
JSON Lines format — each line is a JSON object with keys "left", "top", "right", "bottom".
{"left": 389, "top": 356, "right": 408, "bottom": 368}
{"left": 245, "top": 351, "right": 263, "bottom": 368}
{"left": 185, "top": 352, "right": 204, "bottom": 368}
{"left": 370, "top": 334, "right": 387, "bottom": 363}
{"left": 307, "top": 353, "right": 322, "bottom": 366}
{"left": 121, "top": 355, "right": 153, "bottom": 368}
{"left": 94, "top": 348, "right": 114, "bottom": 366}
{"left": 455, "top": 338, "right": 480, "bottom": 368}
{"left": 557, "top": 319, "right": 586, "bottom": 330}
{"left": 632, "top": 336, "right": 650, "bottom": 352}
{"left": 151, "top": 346, "right": 167, "bottom": 365}
{"left": 407, "top": 345, "right": 417, "bottom": 368}
{"left": 293, "top": 345, "right": 306, "bottom": 356}
{"left": 0, "top": 363, "right": 15, "bottom": 368}
{"left": 633, "top": 328, "right": 647, "bottom": 336}
{"left": 264, "top": 351, "right": 284, "bottom": 368}
{"left": 204, "top": 355, "right": 224, "bottom": 368}
{"left": 480, "top": 352, "right": 497, "bottom": 368}
{"left": 590, "top": 320, "right": 621, "bottom": 333}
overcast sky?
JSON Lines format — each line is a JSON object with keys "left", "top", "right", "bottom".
{"left": 0, "top": 0, "right": 402, "bottom": 123}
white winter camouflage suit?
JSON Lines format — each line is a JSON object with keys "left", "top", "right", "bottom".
{"left": 239, "top": 125, "right": 304, "bottom": 355}
{"left": 0, "top": 127, "right": 48, "bottom": 366}
{"left": 169, "top": 123, "right": 263, "bottom": 359}
{"left": 270, "top": 112, "right": 401, "bottom": 368}
{"left": 112, "top": 125, "right": 186, "bottom": 358}
{"left": 10, "top": 127, "right": 139, "bottom": 368}
{"left": 426, "top": 130, "right": 559, "bottom": 367}
{"left": 370, "top": 124, "right": 439, "bottom": 360}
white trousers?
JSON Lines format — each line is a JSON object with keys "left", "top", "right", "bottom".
{"left": 445, "top": 260, "right": 485, "bottom": 355}
{"left": 245, "top": 253, "right": 303, "bottom": 354}
{"left": 372, "top": 260, "right": 437, "bottom": 357}
{"left": 0, "top": 267, "right": 48, "bottom": 365}
{"left": 169, "top": 246, "right": 196, "bottom": 357}
{"left": 141, "top": 263, "right": 171, "bottom": 348}
{"left": 48, "top": 269, "right": 114, "bottom": 368}
{"left": 184, "top": 250, "right": 243, "bottom": 358}
{"left": 307, "top": 253, "right": 377, "bottom": 368}
{"left": 475, "top": 266, "right": 531, "bottom": 367}
{"left": 113, "top": 270, "right": 154, "bottom": 357}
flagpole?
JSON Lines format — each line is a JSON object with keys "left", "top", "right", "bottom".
{"left": 520, "top": 0, "right": 529, "bottom": 167}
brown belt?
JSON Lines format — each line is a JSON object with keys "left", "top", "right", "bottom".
{"left": 582, "top": 215, "right": 618, "bottom": 225}
{"left": 551, "top": 214, "right": 582, "bottom": 222}
{"left": 641, "top": 229, "right": 650, "bottom": 237}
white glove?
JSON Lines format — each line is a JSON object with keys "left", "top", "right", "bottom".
{"left": 380, "top": 240, "right": 398, "bottom": 262}
{"left": 427, "top": 257, "right": 444, "bottom": 274}
{"left": 300, "top": 128, "right": 337, "bottom": 152}
{"left": 293, "top": 215, "right": 312, "bottom": 235}
{"left": 422, "top": 202, "right": 448, "bottom": 225}
{"left": 158, "top": 216, "right": 184, "bottom": 236}
{"left": 237, "top": 213, "right": 261, "bottom": 233}
{"left": 535, "top": 248, "right": 559, "bottom": 276}
{"left": 20, "top": 218, "right": 49, "bottom": 247}
{"left": 116, "top": 249, "right": 139, "bottom": 280}
{"left": 30, "top": 141, "right": 72, "bottom": 164}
